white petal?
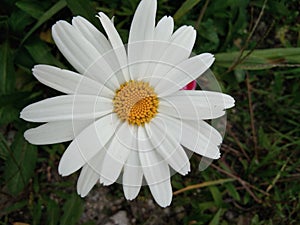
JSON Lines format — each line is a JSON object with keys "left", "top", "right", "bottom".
{"left": 149, "top": 178, "right": 172, "bottom": 208}
{"left": 83, "top": 53, "right": 120, "bottom": 90}
{"left": 52, "top": 21, "right": 119, "bottom": 90}
{"left": 128, "top": 0, "right": 156, "bottom": 43}
{"left": 122, "top": 126, "right": 143, "bottom": 200}
{"left": 32, "top": 65, "right": 114, "bottom": 98}
{"left": 161, "top": 114, "right": 222, "bottom": 159}
{"left": 98, "top": 12, "right": 130, "bottom": 82}
{"left": 148, "top": 26, "right": 196, "bottom": 86}
{"left": 138, "top": 126, "right": 172, "bottom": 207}
{"left": 154, "top": 16, "right": 174, "bottom": 41}
{"left": 52, "top": 21, "right": 101, "bottom": 75}
{"left": 72, "top": 16, "right": 111, "bottom": 55}
{"left": 163, "top": 90, "right": 235, "bottom": 109}
{"left": 159, "top": 98, "right": 225, "bottom": 121}
{"left": 98, "top": 12, "right": 126, "bottom": 55}
{"left": 180, "top": 120, "right": 221, "bottom": 159}
{"left": 20, "top": 95, "right": 113, "bottom": 122}
{"left": 170, "top": 25, "right": 196, "bottom": 52}
{"left": 77, "top": 164, "right": 99, "bottom": 197}
{"left": 78, "top": 143, "right": 106, "bottom": 196}
{"left": 127, "top": 0, "right": 157, "bottom": 80}
{"left": 86, "top": 143, "right": 107, "bottom": 180}
{"left": 58, "top": 114, "right": 119, "bottom": 176}
{"left": 145, "top": 116, "right": 190, "bottom": 175}
{"left": 24, "top": 120, "right": 92, "bottom": 145}
{"left": 100, "top": 122, "right": 132, "bottom": 185}
{"left": 142, "top": 16, "right": 174, "bottom": 80}
{"left": 155, "top": 53, "right": 215, "bottom": 97}
{"left": 123, "top": 151, "right": 143, "bottom": 200}
{"left": 72, "top": 16, "right": 126, "bottom": 85}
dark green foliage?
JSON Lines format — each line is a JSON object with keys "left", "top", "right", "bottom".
{"left": 0, "top": 0, "right": 299, "bottom": 224}
{"left": 3, "top": 132, "right": 37, "bottom": 195}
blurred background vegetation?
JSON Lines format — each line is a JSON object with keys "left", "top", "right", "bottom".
{"left": 0, "top": 0, "right": 299, "bottom": 224}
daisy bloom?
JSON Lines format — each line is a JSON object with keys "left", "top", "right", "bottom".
{"left": 20, "top": 0, "right": 235, "bottom": 207}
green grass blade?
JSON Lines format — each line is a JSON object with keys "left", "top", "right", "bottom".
{"left": 60, "top": 194, "right": 84, "bottom": 225}
{"left": 215, "top": 48, "right": 300, "bottom": 70}
{"left": 0, "top": 41, "right": 15, "bottom": 94}
{"left": 209, "top": 208, "right": 224, "bottom": 225}
{"left": 47, "top": 199, "right": 61, "bottom": 225}
{"left": 21, "top": 0, "right": 67, "bottom": 44}
{"left": 173, "top": 0, "right": 202, "bottom": 21}
{"left": 0, "top": 133, "right": 9, "bottom": 160}
{"left": 173, "top": 178, "right": 235, "bottom": 195}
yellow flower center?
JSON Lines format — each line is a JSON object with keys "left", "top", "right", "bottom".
{"left": 113, "top": 80, "right": 159, "bottom": 126}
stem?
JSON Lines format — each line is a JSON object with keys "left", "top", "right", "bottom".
{"left": 173, "top": 178, "right": 235, "bottom": 195}
{"left": 246, "top": 72, "right": 258, "bottom": 160}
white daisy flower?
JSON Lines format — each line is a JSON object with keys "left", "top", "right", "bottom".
{"left": 20, "top": 0, "right": 235, "bottom": 207}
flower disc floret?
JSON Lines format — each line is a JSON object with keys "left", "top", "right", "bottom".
{"left": 113, "top": 80, "right": 159, "bottom": 126}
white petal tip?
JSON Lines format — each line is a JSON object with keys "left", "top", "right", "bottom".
{"left": 207, "top": 151, "right": 221, "bottom": 160}
{"left": 200, "top": 53, "right": 215, "bottom": 65}
{"left": 32, "top": 64, "right": 40, "bottom": 72}
{"left": 19, "top": 111, "right": 24, "bottom": 119}
{"left": 23, "top": 129, "right": 38, "bottom": 145}
{"left": 77, "top": 192, "right": 87, "bottom": 198}
{"left": 58, "top": 162, "right": 74, "bottom": 177}
{"left": 97, "top": 12, "right": 106, "bottom": 19}
{"left": 124, "top": 195, "right": 137, "bottom": 201}
{"left": 178, "top": 164, "right": 191, "bottom": 176}
{"left": 52, "top": 20, "right": 63, "bottom": 29}
{"left": 58, "top": 171, "right": 68, "bottom": 177}
{"left": 227, "top": 96, "right": 236, "bottom": 108}
{"left": 100, "top": 177, "right": 114, "bottom": 186}
{"left": 153, "top": 194, "right": 172, "bottom": 208}
{"left": 72, "top": 15, "right": 83, "bottom": 22}
{"left": 158, "top": 201, "right": 171, "bottom": 208}
{"left": 181, "top": 169, "right": 191, "bottom": 176}
{"left": 220, "top": 94, "right": 235, "bottom": 109}
{"left": 20, "top": 109, "right": 31, "bottom": 121}
{"left": 123, "top": 186, "right": 140, "bottom": 200}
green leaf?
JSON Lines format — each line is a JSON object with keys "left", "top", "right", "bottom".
{"left": 209, "top": 186, "right": 223, "bottom": 207}
{"left": 173, "top": 0, "right": 202, "bottom": 21}
{"left": 66, "top": 0, "right": 100, "bottom": 29}
{"left": 215, "top": 48, "right": 300, "bottom": 70}
{"left": 0, "top": 91, "right": 39, "bottom": 124}
{"left": 0, "top": 91, "right": 33, "bottom": 106}
{"left": 8, "top": 9, "right": 34, "bottom": 33}
{"left": 21, "top": 0, "right": 67, "bottom": 44}
{"left": 2, "top": 200, "right": 27, "bottom": 215}
{"left": 47, "top": 199, "right": 61, "bottom": 225}
{"left": 0, "top": 105, "right": 19, "bottom": 125}
{"left": 0, "top": 132, "right": 9, "bottom": 160}
{"left": 198, "top": 201, "right": 216, "bottom": 211}
{"left": 234, "top": 69, "right": 246, "bottom": 83}
{"left": 15, "top": 0, "right": 45, "bottom": 19}
{"left": 209, "top": 208, "right": 224, "bottom": 225}
{"left": 197, "top": 19, "right": 220, "bottom": 51}
{"left": 4, "top": 132, "right": 37, "bottom": 195}
{"left": 60, "top": 194, "right": 84, "bottom": 225}
{"left": 25, "top": 39, "right": 65, "bottom": 67}
{"left": 0, "top": 41, "right": 15, "bottom": 94}
{"left": 32, "top": 198, "right": 42, "bottom": 225}
{"left": 224, "top": 182, "right": 241, "bottom": 201}
{"left": 258, "top": 127, "right": 271, "bottom": 149}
